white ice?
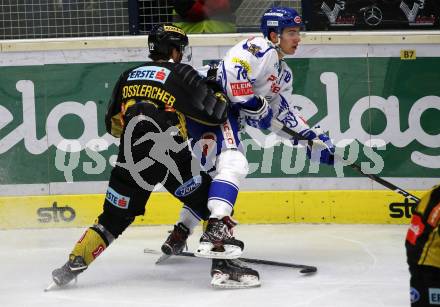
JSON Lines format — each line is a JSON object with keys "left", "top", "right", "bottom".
{"left": 0, "top": 224, "right": 410, "bottom": 307}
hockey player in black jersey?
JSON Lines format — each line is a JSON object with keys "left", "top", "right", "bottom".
{"left": 406, "top": 185, "right": 440, "bottom": 306}
{"left": 48, "top": 23, "right": 257, "bottom": 290}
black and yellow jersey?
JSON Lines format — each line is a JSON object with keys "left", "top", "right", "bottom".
{"left": 105, "top": 61, "right": 228, "bottom": 139}
{"left": 406, "top": 185, "right": 440, "bottom": 269}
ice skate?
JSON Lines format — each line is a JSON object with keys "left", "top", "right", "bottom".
{"left": 210, "top": 259, "right": 260, "bottom": 289}
{"left": 195, "top": 217, "right": 244, "bottom": 259}
{"left": 157, "top": 223, "right": 190, "bottom": 264}
{"left": 47, "top": 255, "right": 87, "bottom": 290}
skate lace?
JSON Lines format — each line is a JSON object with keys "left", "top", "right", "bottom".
{"left": 226, "top": 259, "right": 258, "bottom": 280}
{"left": 213, "top": 259, "right": 256, "bottom": 281}
{"left": 228, "top": 258, "right": 248, "bottom": 268}
{"left": 207, "top": 221, "right": 232, "bottom": 241}
{"left": 166, "top": 225, "right": 188, "bottom": 251}
{"left": 169, "top": 230, "right": 183, "bottom": 243}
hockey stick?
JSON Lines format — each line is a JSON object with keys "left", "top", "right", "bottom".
{"left": 271, "top": 120, "right": 421, "bottom": 203}
{"left": 143, "top": 248, "right": 317, "bottom": 274}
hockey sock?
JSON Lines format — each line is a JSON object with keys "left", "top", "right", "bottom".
{"left": 177, "top": 205, "right": 202, "bottom": 234}
{"left": 70, "top": 224, "right": 115, "bottom": 266}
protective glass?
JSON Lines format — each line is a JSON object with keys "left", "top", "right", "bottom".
{"left": 181, "top": 45, "right": 192, "bottom": 62}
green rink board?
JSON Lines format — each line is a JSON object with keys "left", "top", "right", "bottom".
{"left": 0, "top": 58, "right": 439, "bottom": 185}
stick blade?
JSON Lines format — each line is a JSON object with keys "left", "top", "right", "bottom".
{"left": 299, "top": 266, "right": 318, "bottom": 274}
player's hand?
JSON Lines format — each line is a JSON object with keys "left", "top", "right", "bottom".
{"left": 303, "top": 126, "right": 335, "bottom": 165}
{"left": 212, "top": 91, "right": 229, "bottom": 121}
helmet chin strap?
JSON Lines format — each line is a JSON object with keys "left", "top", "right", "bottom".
{"left": 275, "top": 34, "right": 287, "bottom": 57}
{"left": 266, "top": 33, "right": 286, "bottom": 58}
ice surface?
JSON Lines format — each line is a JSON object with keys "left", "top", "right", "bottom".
{"left": 0, "top": 224, "right": 410, "bottom": 307}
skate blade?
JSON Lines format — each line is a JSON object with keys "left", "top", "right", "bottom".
{"left": 44, "top": 281, "right": 57, "bottom": 292}
{"left": 195, "top": 243, "right": 242, "bottom": 259}
{"left": 155, "top": 253, "right": 172, "bottom": 264}
{"left": 211, "top": 273, "right": 260, "bottom": 289}
{"left": 45, "top": 276, "right": 78, "bottom": 291}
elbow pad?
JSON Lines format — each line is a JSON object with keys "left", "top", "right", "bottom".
{"left": 240, "top": 96, "right": 273, "bottom": 130}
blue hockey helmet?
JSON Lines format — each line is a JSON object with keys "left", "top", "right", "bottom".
{"left": 260, "top": 7, "right": 303, "bottom": 38}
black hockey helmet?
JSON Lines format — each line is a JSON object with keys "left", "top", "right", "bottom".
{"left": 148, "top": 24, "right": 190, "bottom": 61}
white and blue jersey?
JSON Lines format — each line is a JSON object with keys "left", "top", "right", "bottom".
{"left": 186, "top": 111, "right": 241, "bottom": 168}
{"left": 183, "top": 37, "right": 314, "bottom": 220}
{"left": 218, "top": 36, "right": 312, "bottom": 137}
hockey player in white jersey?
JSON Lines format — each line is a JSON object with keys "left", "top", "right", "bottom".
{"left": 219, "top": 6, "right": 335, "bottom": 156}
{"left": 160, "top": 7, "right": 334, "bottom": 289}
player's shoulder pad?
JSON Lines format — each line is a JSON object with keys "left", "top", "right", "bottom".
{"left": 169, "top": 63, "right": 227, "bottom": 124}
{"left": 174, "top": 63, "right": 204, "bottom": 89}
{"left": 242, "top": 37, "right": 275, "bottom": 58}
{"left": 122, "top": 62, "right": 150, "bottom": 78}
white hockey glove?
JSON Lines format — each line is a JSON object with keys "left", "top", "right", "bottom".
{"left": 271, "top": 95, "right": 334, "bottom": 165}
{"left": 300, "top": 126, "right": 335, "bottom": 165}
{"left": 240, "top": 96, "right": 273, "bottom": 130}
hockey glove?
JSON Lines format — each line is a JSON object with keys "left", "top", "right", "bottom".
{"left": 300, "top": 126, "right": 335, "bottom": 165}
{"left": 240, "top": 96, "right": 273, "bottom": 130}
{"left": 212, "top": 91, "right": 229, "bottom": 121}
